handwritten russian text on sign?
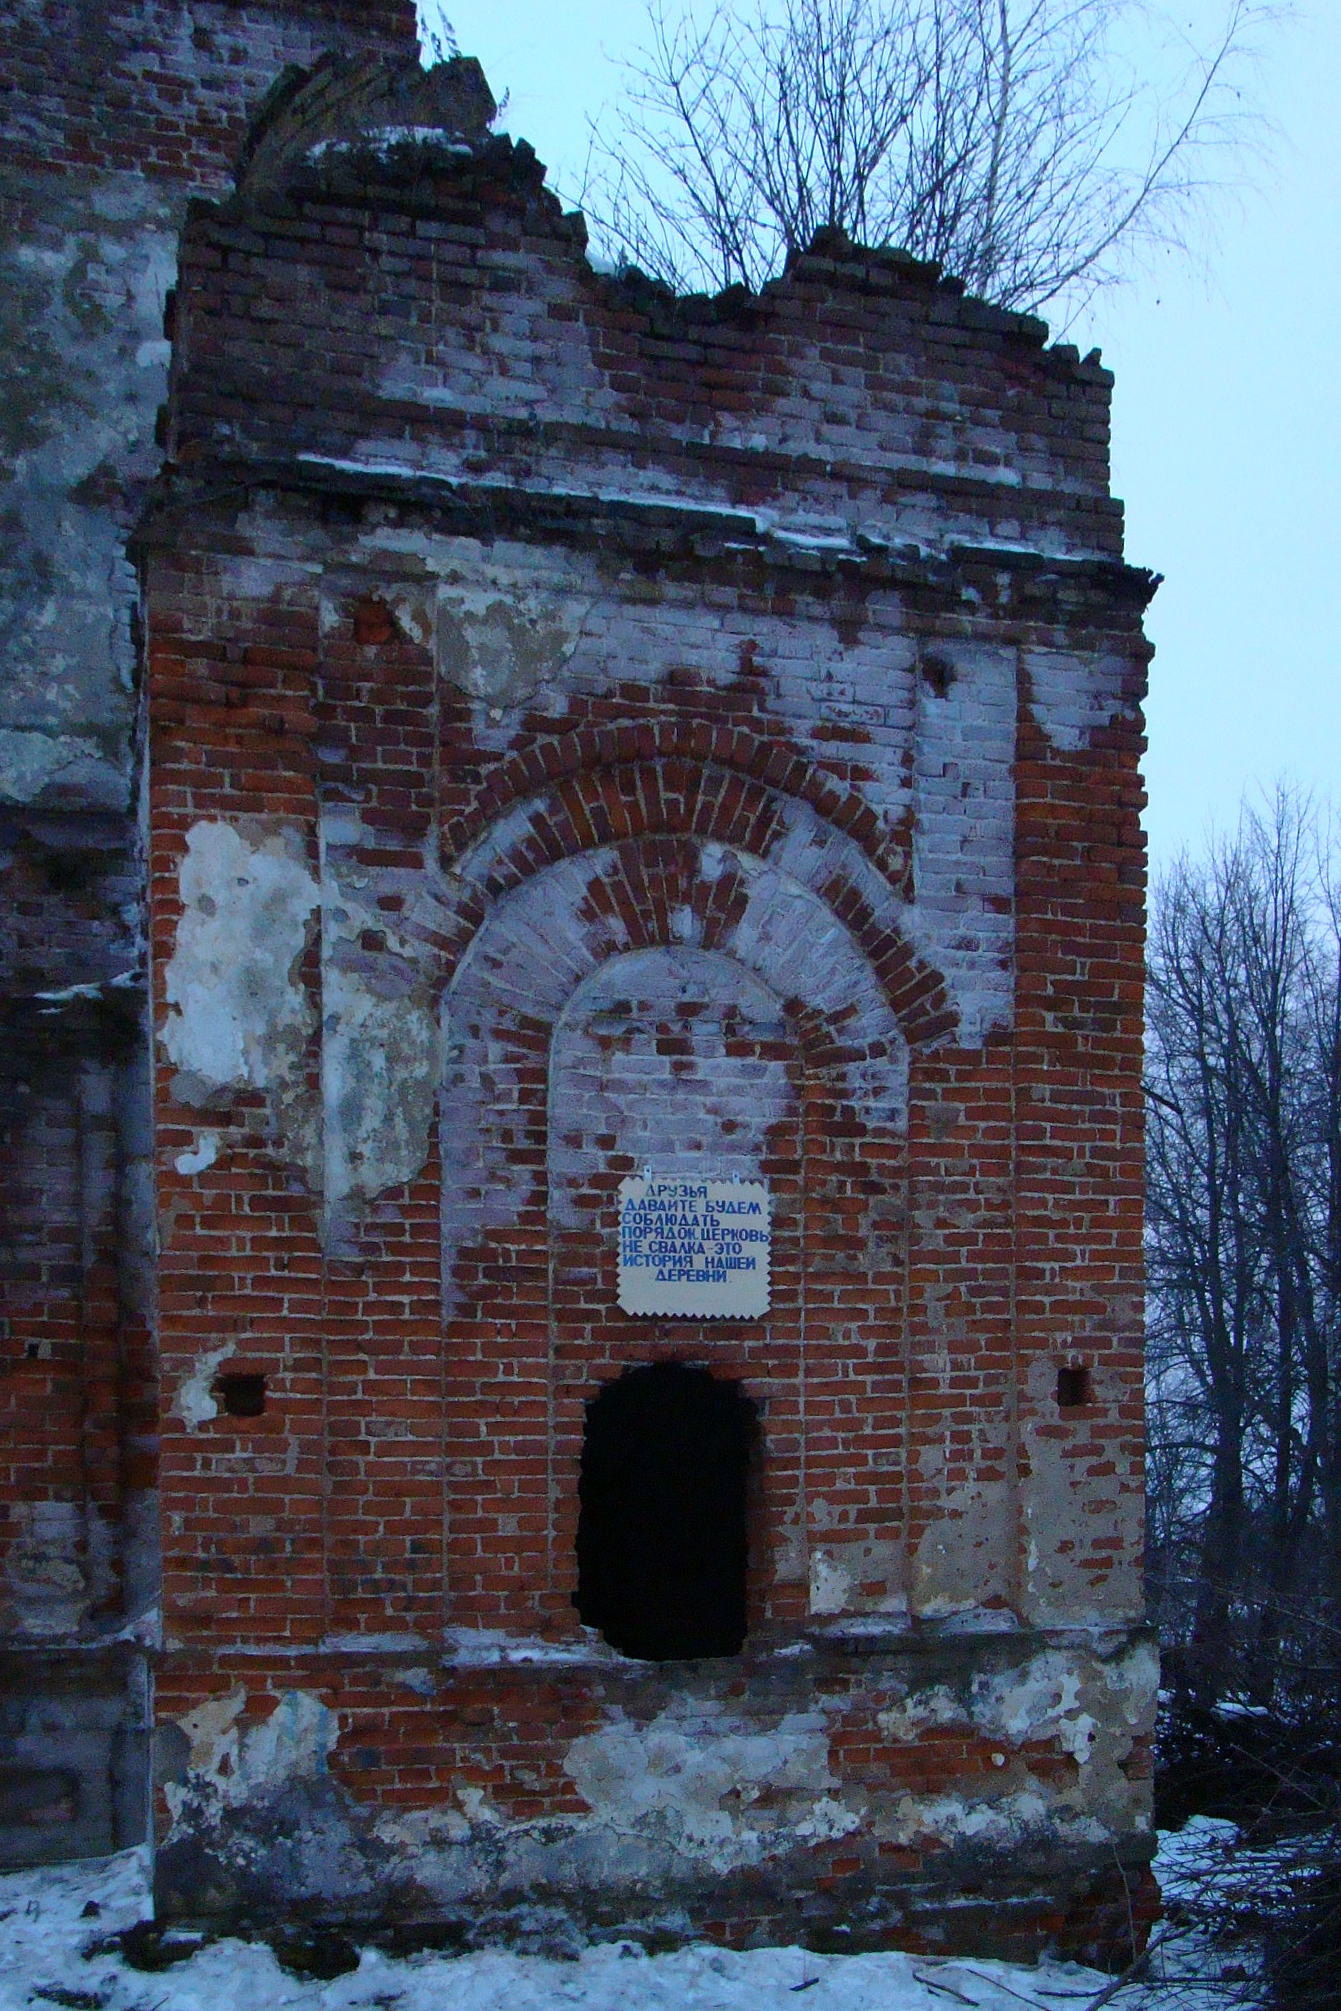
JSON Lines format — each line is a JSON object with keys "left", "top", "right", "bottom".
{"left": 617, "top": 1175, "right": 771, "bottom": 1318}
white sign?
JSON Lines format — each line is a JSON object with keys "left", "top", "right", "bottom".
{"left": 617, "top": 1174, "right": 771, "bottom": 1319}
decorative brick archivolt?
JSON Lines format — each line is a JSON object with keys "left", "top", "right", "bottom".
{"left": 442, "top": 721, "right": 911, "bottom": 883}
{"left": 440, "top": 829, "right": 912, "bottom": 1298}
{"left": 424, "top": 760, "right": 952, "bottom": 1051}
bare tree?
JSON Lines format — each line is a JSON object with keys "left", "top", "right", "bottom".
{"left": 1145, "top": 790, "right": 1341, "bottom": 1706}
{"left": 582, "top": 0, "right": 1276, "bottom": 316}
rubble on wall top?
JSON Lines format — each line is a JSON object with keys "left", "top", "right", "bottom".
{"left": 223, "top": 53, "right": 1107, "bottom": 383}
{"left": 236, "top": 51, "right": 500, "bottom": 196}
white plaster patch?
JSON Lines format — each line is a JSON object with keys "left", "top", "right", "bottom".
{"left": 904, "top": 641, "right": 1016, "bottom": 1043}
{"left": 171, "top": 1342, "right": 235, "bottom": 1430}
{"left": 1019, "top": 1390, "right": 1144, "bottom": 1625}
{"left": 977, "top": 1653, "right": 1094, "bottom": 1762}
{"left": 173, "top": 1132, "right": 219, "bottom": 1176}
{"left": 911, "top": 1481, "right": 1012, "bottom": 1617}
{"left": 877, "top": 1687, "right": 965, "bottom": 1744}
{"left": 563, "top": 1702, "right": 858, "bottom": 1873}
{"left": 1024, "top": 648, "right": 1138, "bottom": 752}
{"left": 807, "top": 1542, "right": 906, "bottom": 1617}
{"left": 436, "top": 567, "right": 593, "bottom": 707}
{"left": 165, "top": 1687, "right": 337, "bottom": 1826}
{"left": 239, "top": 1690, "right": 338, "bottom": 1794}
{"left": 321, "top": 955, "right": 438, "bottom": 1222}
{"left": 889, "top": 1785, "right": 1065, "bottom": 1849}
{"left": 808, "top": 1550, "right": 852, "bottom": 1616}
{"left": 873, "top": 1638, "right": 1158, "bottom": 1835}
{"left": 160, "top": 822, "right": 319, "bottom": 1175}
{"left": 444, "top": 846, "right": 908, "bottom": 1308}
{"left": 318, "top": 816, "right": 442, "bottom": 1235}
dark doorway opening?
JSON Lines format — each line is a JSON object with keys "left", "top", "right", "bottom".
{"left": 574, "top": 1361, "right": 755, "bottom": 1660}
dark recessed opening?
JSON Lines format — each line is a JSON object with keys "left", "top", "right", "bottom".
{"left": 1056, "top": 1364, "right": 1092, "bottom": 1409}
{"left": 218, "top": 1372, "right": 267, "bottom": 1419}
{"left": 574, "top": 1360, "right": 755, "bottom": 1660}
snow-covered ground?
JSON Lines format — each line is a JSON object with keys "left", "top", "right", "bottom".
{"left": 0, "top": 1828, "right": 1261, "bottom": 2011}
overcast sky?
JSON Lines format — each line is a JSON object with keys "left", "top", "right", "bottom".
{"left": 421, "top": 2, "right": 1339, "bottom": 874}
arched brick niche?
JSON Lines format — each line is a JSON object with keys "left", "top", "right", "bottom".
{"left": 425, "top": 755, "right": 954, "bottom": 1048}
{"left": 439, "top": 823, "right": 916, "bottom": 1639}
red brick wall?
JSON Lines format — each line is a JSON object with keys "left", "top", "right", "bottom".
{"left": 1, "top": 2, "right": 416, "bottom": 1660}
{"left": 130, "top": 54, "right": 1157, "bottom": 1950}
{"left": 0, "top": 1, "right": 416, "bottom": 184}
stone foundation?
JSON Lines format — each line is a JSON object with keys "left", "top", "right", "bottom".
{"left": 153, "top": 1627, "right": 1157, "bottom": 1965}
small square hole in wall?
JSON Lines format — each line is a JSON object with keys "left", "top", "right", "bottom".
{"left": 1056, "top": 1364, "right": 1092, "bottom": 1409}
{"left": 217, "top": 1372, "right": 266, "bottom": 1419}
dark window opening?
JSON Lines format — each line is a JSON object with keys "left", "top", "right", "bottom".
{"left": 575, "top": 1361, "right": 755, "bottom": 1660}
{"left": 1056, "top": 1364, "right": 1092, "bottom": 1409}
{"left": 218, "top": 1372, "right": 267, "bottom": 1419}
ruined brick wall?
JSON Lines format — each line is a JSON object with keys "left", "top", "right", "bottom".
{"left": 0, "top": 0, "right": 417, "bottom": 1867}
{"left": 131, "top": 56, "right": 1158, "bottom": 1960}
{"left": 0, "top": 0, "right": 417, "bottom": 822}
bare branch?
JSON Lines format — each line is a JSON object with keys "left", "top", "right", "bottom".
{"left": 580, "top": 0, "right": 1283, "bottom": 320}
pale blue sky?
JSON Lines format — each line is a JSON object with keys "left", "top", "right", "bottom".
{"left": 423, "top": 2, "right": 1340, "bottom": 871}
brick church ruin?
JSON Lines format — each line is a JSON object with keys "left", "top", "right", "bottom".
{"left": 1, "top": 0, "right": 1160, "bottom": 1964}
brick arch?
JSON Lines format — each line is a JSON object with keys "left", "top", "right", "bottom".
{"left": 442, "top": 720, "right": 912, "bottom": 890}
{"left": 438, "top": 833, "right": 914, "bottom": 1629}
{"left": 440, "top": 832, "right": 911, "bottom": 1311}
{"left": 446, "top": 834, "right": 911, "bottom": 1071}
{"left": 422, "top": 759, "right": 953, "bottom": 1054}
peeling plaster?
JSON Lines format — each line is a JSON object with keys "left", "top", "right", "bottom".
{"left": 358, "top": 1699, "right": 865, "bottom": 1901}
{"left": 548, "top": 947, "right": 794, "bottom": 1235}
{"left": 1024, "top": 648, "right": 1139, "bottom": 752}
{"left": 1, "top": 169, "right": 178, "bottom": 812}
{"left": 170, "top": 1342, "right": 235, "bottom": 1430}
{"left": 318, "top": 816, "right": 440, "bottom": 1237}
{"left": 173, "top": 1131, "right": 219, "bottom": 1176}
{"left": 905, "top": 640, "right": 1016, "bottom": 1044}
{"left": 320, "top": 961, "right": 438, "bottom": 1224}
{"left": 562, "top": 1702, "right": 861, "bottom": 1873}
{"left": 1020, "top": 1357, "right": 1143, "bottom": 1625}
{"left": 0, "top": 725, "right": 121, "bottom": 806}
{"left": 911, "top": 1482, "right": 1013, "bottom": 1617}
{"left": 436, "top": 568, "right": 593, "bottom": 707}
{"left": 442, "top": 843, "right": 908, "bottom": 1316}
{"left": 164, "top": 1687, "right": 337, "bottom": 1828}
{"left": 876, "top": 1638, "right": 1159, "bottom": 1843}
{"left": 157, "top": 1639, "right": 1156, "bottom": 1924}
{"left": 160, "top": 820, "right": 320, "bottom": 1180}
{"left": 809, "top": 1542, "right": 906, "bottom": 1618}
{"left": 339, "top": 531, "right": 1015, "bottom": 1037}
{"left": 3, "top": 1500, "right": 91, "bottom": 1638}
